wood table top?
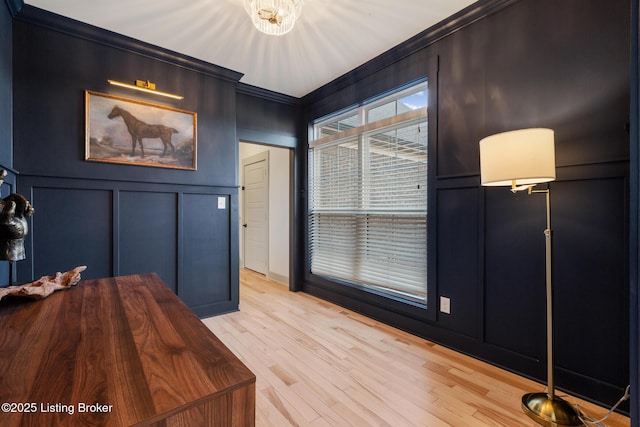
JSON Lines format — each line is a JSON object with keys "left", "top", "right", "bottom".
{"left": 0, "top": 273, "right": 255, "bottom": 426}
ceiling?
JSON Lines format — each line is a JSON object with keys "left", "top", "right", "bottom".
{"left": 24, "top": 0, "right": 477, "bottom": 98}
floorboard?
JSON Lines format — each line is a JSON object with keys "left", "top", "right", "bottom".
{"left": 202, "top": 269, "right": 630, "bottom": 427}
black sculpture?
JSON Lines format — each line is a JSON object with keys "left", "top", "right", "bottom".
{"left": 0, "top": 170, "right": 35, "bottom": 285}
{"left": 0, "top": 192, "right": 34, "bottom": 261}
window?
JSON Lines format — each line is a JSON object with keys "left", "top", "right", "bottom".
{"left": 308, "top": 82, "right": 428, "bottom": 304}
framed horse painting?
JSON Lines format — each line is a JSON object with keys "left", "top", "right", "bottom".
{"left": 85, "top": 91, "right": 197, "bottom": 170}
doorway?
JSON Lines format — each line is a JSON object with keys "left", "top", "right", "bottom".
{"left": 239, "top": 142, "right": 291, "bottom": 286}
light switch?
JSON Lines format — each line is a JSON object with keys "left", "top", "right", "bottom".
{"left": 217, "top": 197, "right": 226, "bottom": 209}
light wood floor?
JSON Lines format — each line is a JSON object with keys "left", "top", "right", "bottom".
{"left": 202, "top": 269, "right": 630, "bottom": 427}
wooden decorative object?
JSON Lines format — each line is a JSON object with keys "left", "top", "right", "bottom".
{"left": 0, "top": 266, "right": 87, "bottom": 301}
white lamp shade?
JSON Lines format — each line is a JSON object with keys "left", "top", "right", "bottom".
{"left": 479, "top": 128, "right": 556, "bottom": 187}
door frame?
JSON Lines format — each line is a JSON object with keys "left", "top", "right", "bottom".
{"left": 239, "top": 142, "right": 296, "bottom": 291}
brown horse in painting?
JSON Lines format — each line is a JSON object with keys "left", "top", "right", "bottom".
{"left": 108, "top": 106, "right": 178, "bottom": 158}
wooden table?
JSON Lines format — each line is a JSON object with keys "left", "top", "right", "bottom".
{"left": 0, "top": 273, "right": 255, "bottom": 427}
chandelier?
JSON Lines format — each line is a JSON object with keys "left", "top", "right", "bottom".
{"left": 244, "top": 0, "right": 303, "bottom": 36}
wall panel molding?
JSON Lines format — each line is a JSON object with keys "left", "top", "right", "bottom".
{"left": 436, "top": 186, "right": 481, "bottom": 338}
{"left": 15, "top": 175, "right": 238, "bottom": 317}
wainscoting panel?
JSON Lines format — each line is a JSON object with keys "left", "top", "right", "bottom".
{"left": 436, "top": 186, "right": 481, "bottom": 337}
{"left": 552, "top": 177, "right": 628, "bottom": 396}
{"left": 483, "top": 172, "right": 629, "bottom": 404}
{"left": 118, "top": 190, "right": 178, "bottom": 293}
{"left": 29, "top": 186, "right": 113, "bottom": 281}
{"left": 15, "top": 176, "right": 238, "bottom": 317}
{"left": 483, "top": 187, "right": 546, "bottom": 359}
{"left": 180, "top": 192, "right": 232, "bottom": 314}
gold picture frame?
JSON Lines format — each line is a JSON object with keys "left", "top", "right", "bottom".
{"left": 85, "top": 91, "right": 197, "bottom": 170}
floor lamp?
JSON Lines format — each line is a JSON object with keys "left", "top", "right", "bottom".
{"left": 479, "top": 128, "right": 583, "bottom": 427}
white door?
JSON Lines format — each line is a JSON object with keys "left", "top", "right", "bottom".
{"left": 243, "top": 151, "right": 269, "bottom": 275}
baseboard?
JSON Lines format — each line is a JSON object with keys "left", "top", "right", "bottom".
{"left": 267, "top": 271, "right": 289, "bottom": 286}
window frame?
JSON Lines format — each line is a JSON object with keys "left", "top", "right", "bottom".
{"left": 307, "top": 80, "right": 429, "bottom": 307}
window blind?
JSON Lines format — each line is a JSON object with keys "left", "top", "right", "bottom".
{"left": 309, "top": 95, "right": 428, "bottom": 303}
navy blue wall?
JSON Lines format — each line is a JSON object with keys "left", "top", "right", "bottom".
{"left": 629, "top": 1, "right": 639, "bottom": 423}
{"left": 0, "top": 1, "right": 11, "bottom": 170}
{"left": 301, "top": 0, "right": 631, "bottom": 411}
{"left": 0, "top": 0, "right": 16, "bottom": 284}
{"left": 9, "top": 6, "right": 245, "bottom": 317}
{"left": 0, "top": 1, "right": 12, "bottom": 167}
{"left": 236, "top": 85, "right": 299, "bottom": 148}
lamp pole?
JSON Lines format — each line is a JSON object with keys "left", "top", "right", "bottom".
{"left": 522, "top": 187, "right": 583, "bottom": 427}
{"left": 534, "top": 188, "right": 554, "bottom": 399}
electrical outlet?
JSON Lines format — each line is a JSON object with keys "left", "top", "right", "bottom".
{"left": 440, "top": 296, "right": 451, "bottom": 314}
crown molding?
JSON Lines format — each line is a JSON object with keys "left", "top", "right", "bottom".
{"left": 13, "top": 4, "right": 244, "bottom": 84}
{"left": 236, "top": 82, "right": 300, "bottom": 105}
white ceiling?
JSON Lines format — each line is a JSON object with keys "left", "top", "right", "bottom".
{"left": 24, "top": 0, "right": 476, "bottom": 98}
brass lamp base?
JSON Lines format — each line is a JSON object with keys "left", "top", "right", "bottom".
{"left": 522, "top": 393, "right": 584, "bottom": 427}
